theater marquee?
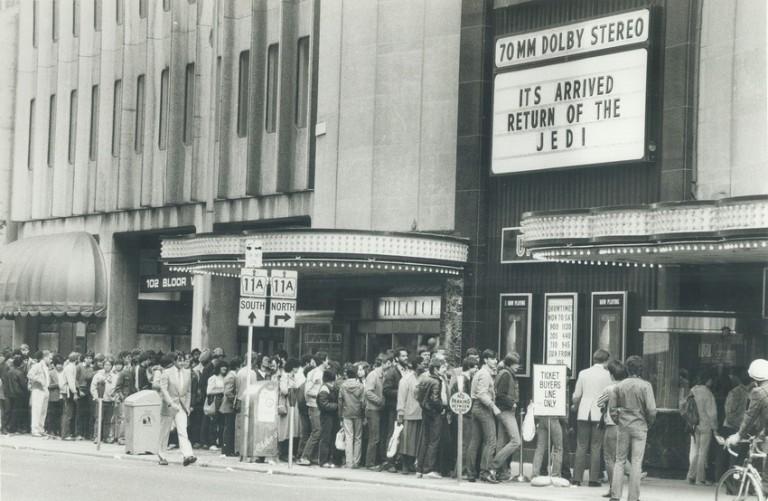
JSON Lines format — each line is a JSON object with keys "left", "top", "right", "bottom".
{"left": 492, "top": 9, "right": 651, "bottom": 175}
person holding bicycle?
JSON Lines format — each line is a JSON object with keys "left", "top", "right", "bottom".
{"left": 725, "top": 359, "right": 768, "bottom": 494}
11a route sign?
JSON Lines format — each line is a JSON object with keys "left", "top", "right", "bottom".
{"left": 240, "top": 269, "right": 268, "bottom": 297}
{"left": 270, "top": 270, "right": 297, "bottom": 299}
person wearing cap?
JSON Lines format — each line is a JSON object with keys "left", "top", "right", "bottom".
{"left": 726, "top": 359, "right": 768, "bottom": 492}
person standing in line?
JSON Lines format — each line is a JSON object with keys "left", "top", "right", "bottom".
{"left": 154, "top": 352, "right": 197, "bottom": 467}
{"left": 90, "top": 358, "right": 118, "bottom": 443}
{"left": 297, "top": 351, "right": 329, "bottom": 466}
{"left": 571, "top": 349, "right": 613, "bottom": 487}
{"left": 466, "top": 349, "right": 502, "bottom": 484}
{"left": 396, "top": 359, "right": 424, "bottom": 475}
{"left": 597, "top": 359, "right": 628, "bottom": 497}
{"left": 45, "top": 356, "right": 64, "bottom": 438}
{"left": 4, "top": 356, "right": 27, "bottom": 434}
{"left": 492, "top": 352, "right": 522, "bottom": 481}
{"left": 382, "top": 347, "right": 410, "bottom": 473}
{"left": 317, "top": 369, "right": 340, "bottom": 468}
{"left": 295, "top": 354, "right": 314, "bottom": 458}
{"left": 608, "top": 355, "right": 657, "bottom": 501}
{"left": 685, "top": 369, "right": 718, "bottom": 485}
{"left": 28, "top": 350, "right": 52, "bottom": 437}
{"left": 362, "top": 353, "right": 392, "bottom": 471}
{"left": 112, "top": 357, "right": 131, "bottom": 445}
{"left": 60, "top": 352, "right": 79, "bottom": 440}
{"left": 717, "top": 370, "right": 753, "bottom": 477}
{"left": 339, "top": 362, "right": 366, "bottom": 469}
{"left": 220, "top": 357, "right": 240, "bottom": 457}
{"left": 450, "top": 356, "right": 478, "bottom": 479}
{"left": 416, "top": 357, "right": 448, "bottom": 479}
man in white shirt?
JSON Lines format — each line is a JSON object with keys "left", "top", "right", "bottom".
{"left": 28, "top": 351, "right": 53, "bottom": 437}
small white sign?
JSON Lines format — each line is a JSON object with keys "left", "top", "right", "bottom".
{"left": 269, "top": 299, "right": 297, "bottom": 328}
{"left": 269, "top": 269, "right": 298, "bottom": 299}
{"left": 532, "top": 364, "right": 568, "bottom": 417}
{"left": 244, "top": 238, "right": 263, "bottom": 269}
{"left": 238, "top": 297, "right": 266, "bottom": 327}
{"left": 450, "top": 392, "right": 472, "bottom": 415}
{"left": 240, "top": 268, "right": 268, "bottom": 298}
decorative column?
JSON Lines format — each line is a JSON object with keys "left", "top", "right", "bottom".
{"left": 440, "top": 276, "right": 464, "bottom": 366}
{"left": 101, "top": 234, "right": 139, "bottom": 354}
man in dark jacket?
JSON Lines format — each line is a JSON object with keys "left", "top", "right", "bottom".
{"left": 382, "top": 347, "right": 410, "bottom": 472}
{"left": 317, "top": 369, "right": 339, "bottom": 467}
{"left": 4, "top": 356, "right": 27, "bottom": 434}
{"left": 417, "top": 358, "right": 447, "bottom": 479}
{"left": 491, "top": 352, "right": 521, "bottom": 481}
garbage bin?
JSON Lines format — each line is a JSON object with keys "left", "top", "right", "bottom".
{"left": 124, "top": 390, "right": 161, "bottom": 455}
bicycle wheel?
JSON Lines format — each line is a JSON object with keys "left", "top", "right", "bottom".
{"left": 716, "top": 468, "right": 765, "bottom": 501}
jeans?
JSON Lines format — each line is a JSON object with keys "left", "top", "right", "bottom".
{"left": 492, "top": 409, "right": 522, "bottom": 475}
{"left": 417, "top": 412, "right": 443, "bottom": 474}
{"left": 318, "top": 412, "right": 335, "bottom": 465}
{"left": 298, "top": 412, "right": 311, "bottom": 455}
{"left": 533, "top": 417, "right": 563, "bottom": 477}
{"left": 302, "top": 407, "right": 322, "bottom": 463}
{"left": 95, "top": 401, "right": 114, "bottom": 441}
{"left": 466, "top": 406, "right": 497, "bottom": 478}
{"left": 574, "top": 420, "right": 605, "bottom": 483}
{"left": 343, "top": 418, "right": 363, "bottom": 467}
{"left": 222, "top": 413, "right": 236, "bottom": 455}
{"left": 687, "top": 428, "right": 712, "bottom": 483}
{"left": 611, "top": 427, "right": 647, "bottom": 501}
{"left": 45, "top": 400, "right": 63, "bottom": 436}
{"left": 459, "top": 413, "right": 475, "bottom": 475}
{"left": 113, "top": 402, "right": 125, "bottom": 442}
{"left": 365, "top": 409, "right": 383, "bottom": 467}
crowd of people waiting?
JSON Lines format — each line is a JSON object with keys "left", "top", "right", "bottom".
{"left": 5, "top": 338, "right": 768, "bottom": 501}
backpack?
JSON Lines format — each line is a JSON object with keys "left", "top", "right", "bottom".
{"left": 679, "top": 392, "right": 699, "bottom": 434}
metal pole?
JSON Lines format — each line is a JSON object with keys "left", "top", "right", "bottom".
{"left": 547, "top": 418, "right": 552, "bottom": 485}
{"left": 288, "top": 392, "right": 294, "bottom": 469}
{"left": 456, "top": 374, "right": 463, "bottom": 484}
{"left": 241, "top": 322, "right": 253, "bottom": 462}
{"left": 511, "top": 403, "right": 530, "bottom": 482}
{"left": 96, "top": 397, "right": 103, "bottom": 451}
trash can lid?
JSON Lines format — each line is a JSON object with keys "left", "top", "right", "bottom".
{"left": 123, "top": 389, "right": 162, "bottom": 406}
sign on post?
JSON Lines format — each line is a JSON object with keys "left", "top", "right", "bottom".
{"left": 244, "top": 238, "right": 263, "bottom": 269}
{"left": 240, "top": 269, "right": 268, "bottom": 297}
{"left": 269, "top": 299, "right": 296, "bottom": 328}
{"left": 532, "top": 364, "right": 567, "bottom": 417}
{"left": 269, "top": 270, "right": 297, "bottom": 299}
{"left": 238, "top": 298, "right": 266, "bottom": 327}
{"left": 450, "top": 392, "right": 472, "bottom": 415}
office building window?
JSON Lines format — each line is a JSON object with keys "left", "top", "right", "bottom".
{"left": 215, "top": 55, "right": 221, "bottom": 141}
{"left": 159, "top": 68, "right": 169, "bottom": 150}
{"left": 28, "top": 99, "right": 35, "bottom": 170}
{"left": 94, "top": 0, "right": 101, "bottom": 31}
{"left": 73, "top": 0, "right": 79, "bottom": 37}
{"left": 237, "top": 50, "right": 249, "bottom": 138}
{"left": 139, "top": 0, "right": 146, "bottom": 19}
{"left": 52, "top": 0, "right": 58, "bottom": 41}
{"left": 295, "top": 37, "right": 309, "bottom": 128}
{"left": 135, "top": 74, "right": 145, "bottom": 153}
{"left": 183, "top": 63, "right": 194, "bottom": 145}
{"left": 116, "top": 0, "right": 123, "bottom": 25}
{"left": 111, "top": 79, "right": 121, "bottom": 157}
{"left": 47, "top": 94, "right": 56, "bottom": 167}
{"left": 163, "top": 0, "right": 170, "bottom": 12}
{"left": 68, "top": 90, "right": 77, "bottom": 165}
{"left": 89, "top": 85, "right": 98, "bottom": 160}
{"left": 265, "top": 44, "right": 278, "bottom": 133}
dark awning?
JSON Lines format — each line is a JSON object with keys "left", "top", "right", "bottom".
{"left": 0, "top": 232, "right": 107, "bottom": 319}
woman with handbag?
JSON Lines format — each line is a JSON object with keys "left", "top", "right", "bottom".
{"left": 396, "top": 359, "right": 424, "bottom": 475}
{"left": 205, "top": 361, "right": 229, "bottom": 451}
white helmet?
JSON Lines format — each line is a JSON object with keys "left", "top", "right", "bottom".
{"left": 748, "top": 359, "right": 768, "bottom": 382}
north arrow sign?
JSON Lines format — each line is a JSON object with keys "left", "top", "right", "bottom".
{"left": 269, "top": 299, "right": 296, "bottom": 328}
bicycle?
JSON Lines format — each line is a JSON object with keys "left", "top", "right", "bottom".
{"left": 715, "top": 435, "right": 766, "bottom": 501}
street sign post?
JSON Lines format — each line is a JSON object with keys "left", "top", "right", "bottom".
{"left": 451, "top": 375, "right": 471, "bottom": 484}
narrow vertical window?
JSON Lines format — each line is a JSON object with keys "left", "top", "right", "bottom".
{"left": 28, "top": 99, "right": 35, "bottom": 170}
{"left": 116, "top": 0, "right": 123, "bottom": 25}
{"left": 111, "top": 79, "right": 121, "bottom": 157}
{"left": 32, "top": 0, "right": 38, "bottom": 47}
{"left": 68, "top": 90, "right": 78, "bottom": 164}
{"left": 215, "top": 56, "right": 221, "bottom": 141}
{"left": 183, "top": 63, "right": 195, "bottom": 145}
{"left": 94, "top": 0, "right": 101, "bottom": 31}
{"left": 158, "top": 68, "right": 169, "bottom": 149}
{"left": 47, "top": 94, "right": 56, "bottom": 167}
{"left": 89, "top": 85, "right": 99, "bottom": 160}
{"left": 134, "top": 75, "right": 145, "bottom": 153}
{"left": 265, "top": 44, "right": 279, "bottom": 133}
{"left": 162, "top": 0, "right": 170, "bottom": 12}
{"left": 52, "top": 0, "right": 58, "bottom": 41}
{"left": 295, "top": 37, "right": 309, "bottom": 128}
{"left": 139, "top": 0, "right": 147, "bottom": 19}
{"left": 237, "top": 50, "right": 249, "bottom": 138}
{"left": 73, "top": 0, "right": 79, "bottom": 37}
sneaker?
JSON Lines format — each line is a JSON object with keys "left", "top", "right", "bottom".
{"left": 63, "top": 436, "right": 74, "bottom": 441}
{"left": 296, "top": 458, "right": 312, "bottom": 466}
{"left": 75, "top": 436, "right": 84, "bottom": 441}
{"left": 589, "top": 481, "right": 602, "bottom": 487}
{"left": 367, "top": 465, "right": 382, "bottom": 472}
{"left": 209, "top": 445, "right": 220, "bottom": 451}
{"left": 424, "top": 471, "right": 442, "bottom": 479}
{"left": 415, "top": 473, "right": 423, "bottom": 478}
{"left": 321, "top": 463, "right": 336, "bottom": 468}
{"left": 387, "top": 465, "right": 398, "bottom": 473}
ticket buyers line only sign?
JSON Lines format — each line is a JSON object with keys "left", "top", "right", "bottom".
{"left": 532, "top": 364, "right": 568, "bottom": 417}
{"left": 491, "top": 9, "right": 650, "bottom": 175}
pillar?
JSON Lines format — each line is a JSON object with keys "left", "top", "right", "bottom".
{"left": 100, "top": 234, "right": 139, "bottom": 355}
{"left": 440, "top": 276, "right": 464, "bottom": 366}
{"left": 191, "top": 274, "right": 238, "bottom": 356}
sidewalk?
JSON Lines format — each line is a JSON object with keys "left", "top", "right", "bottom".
{"left": 1, "top": 433, "right": 712, "bottom": 501}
